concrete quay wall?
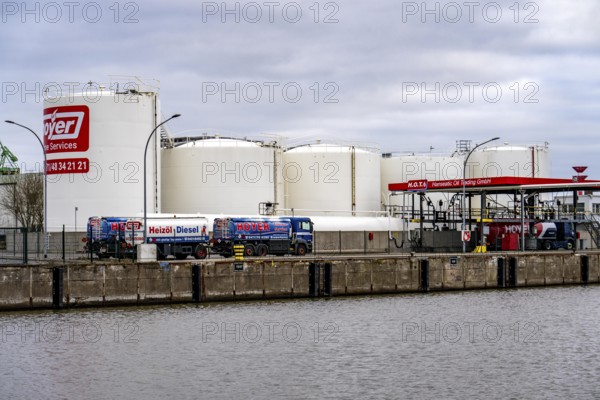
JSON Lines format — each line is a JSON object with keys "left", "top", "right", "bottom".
{"left": 0, "top": 252, "right": 598, "bottom": 310}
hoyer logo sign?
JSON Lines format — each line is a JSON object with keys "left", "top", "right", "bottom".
{"left": 43, "top": 105, "right": 89, "bottom": 153}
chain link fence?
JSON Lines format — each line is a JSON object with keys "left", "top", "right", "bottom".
{"left": 0, "top": 227, "right": 88, "bottom": 264}
{"left": 1, "top": 227, "right": 411, "bottom": 263}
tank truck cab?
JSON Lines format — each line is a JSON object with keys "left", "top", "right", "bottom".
{"left": 532, "top": 220, "right": 576, "bottom": 250}
{"left": 290, "top": 217, "right": 313, "bottom": 256}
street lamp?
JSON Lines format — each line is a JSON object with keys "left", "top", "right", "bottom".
{"left": 143, "top": 114, "right": 181, "bottom": 244}
{"left": 462, "top": 137, "right": 500, "bottom": 253}
{"left": 5, "top": 120, "right": 48, "bottom": 258}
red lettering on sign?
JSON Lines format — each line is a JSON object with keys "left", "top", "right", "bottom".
{"left": 43, "top": 105, "right": 89, "bottom": 154}
{"left": 126, "top": 221, "right": 142, "bottom": 230}
{"left": 45, "top": 157, "right": 90, "bottom": 175}
{"left": 407, "top": 180, "right": 428, "bottom": 191}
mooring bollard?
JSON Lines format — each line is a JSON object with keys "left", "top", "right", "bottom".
{"left": 420, "top": 259, "right": 429, "bottom": 292}
{"left": 508, "top": 257, "right": 517, "bottom": 287}
{"left": 581, "top": 255, "right": 589, "bottom": 284}
{"left": 497, "top": 257, "right": 506, "bottom": 288}
{"left": 323, "top": 263, "right": 332, "bottom": 297}
{"left": 309, "top": 262, "right": 320, "bottom": 297}
{"left": 192, "top": 264, "right": 202, "bottom": 302}
{"left": 52, "top": 267, "right": 64, "bottom": 309}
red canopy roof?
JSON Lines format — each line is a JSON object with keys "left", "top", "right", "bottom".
{"left": 389, "top": 176, "right": 600, "bottom": 193}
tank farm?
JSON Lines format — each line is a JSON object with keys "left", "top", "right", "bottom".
{"left": 1, "top": 83, "right": 599, "bottom": 310}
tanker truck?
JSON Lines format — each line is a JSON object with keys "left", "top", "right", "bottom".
{"left": 86, "top": 216, "right": 210, "bottom": 259}
{"left": 485, "top": 220, "right": 575, "bottom": 251}
{"left": 211, "top": 217, "right": 313, "bottom": 257}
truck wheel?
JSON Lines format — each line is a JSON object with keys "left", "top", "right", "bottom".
{"left": 566, "top": 240, "right": 574, "bottom": 250}
{"left": 296, "top": 244, "right": 307, "bottom": 256}
{"left": 244, "top": 244, "right": 255, "bottom": 257}
{"left": 194, "top": 245, "right": 208, "bottom": 259}
{"left": 542, "top": 241, "right": 552, "bottom": 251}
{"left": 175, "top": 253, "right": 188, "bottom": 260}
{"left": 256, "top": 244, "right": 268, "bottom": 257}
{"left": 99, "top": 244, "right": 108, "bottom": 257}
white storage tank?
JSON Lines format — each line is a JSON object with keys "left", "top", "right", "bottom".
{"left": 161, "top": 138, "right": 283, "bottom": 215}
{"left": 468, "top": 143, "right": 550, "bottom": 178}
{"left": 466, "top": 142, "right": 551, "bottom": 210}
{"left": 308, "top": 215, "right": 403, "bottom": 232}
{"left": 43, "top": 85, "right": 162, "bottom": 231}
{"left": 283, "top": 144, "right": 381, "bottom": 216}
{"left": 381, "top": 153, "right": 463, "bottom": 210}
{"left": 381, "top": 154, "right": 463, "bottom": 184}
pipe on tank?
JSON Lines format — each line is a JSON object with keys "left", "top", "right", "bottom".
{"left": 152, "top": 93, "right": 159, "bottom": 213}
{"left": 351, "top": 146, "right": 356, "bottom": 215}
{"left": 273, "top": 146, "right": 278, "bottom": 214}
{"left": 387, "top": 191, "right": 397, "bottom": 240}
{"left": 530, "top": 146, "right": 535, "bottom": 178}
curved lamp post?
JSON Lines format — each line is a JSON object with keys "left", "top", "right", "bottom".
{"left": 4, "top": 120, "right": 48, "bottom": 258}
{"left": 5, "top": 120, "right": 48, "bottom": 258}
{"left": 143, "top": 114, "right": 181, "bottom": 243}
{"left": 462, "top": 137, "right": 500, "bottom": 253}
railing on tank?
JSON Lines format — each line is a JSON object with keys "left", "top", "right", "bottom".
{"left": 43, "top": 76, "right": 160, "bottom": 100}
{"left": 274, "top": 208, "right": 389, "bottom": 217}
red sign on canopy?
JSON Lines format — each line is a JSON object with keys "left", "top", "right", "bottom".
{"left": 407, "top": 180, "right": 428, "bottom": 191}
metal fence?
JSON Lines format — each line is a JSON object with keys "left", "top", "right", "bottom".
{"left": 0, "top": 227, "right": 88, "bottom": 264}
{"left": 0, "top": 227, "right": 411, "bottom": 263}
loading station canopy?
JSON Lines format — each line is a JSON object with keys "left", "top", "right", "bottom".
{"left": 388, "top": 176, "right": 600, "bottom": 251}
{"left": 389, "top": 176, "right": 600, "bottom": 194}
{"left": 388, "top": 176, "right": 600, "bottom": 223}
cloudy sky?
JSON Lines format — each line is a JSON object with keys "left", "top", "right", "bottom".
{"left": 1, "top": 0, "right": 599, "bottom": 178}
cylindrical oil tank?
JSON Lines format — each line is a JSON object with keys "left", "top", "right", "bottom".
{"left": 381, "top": 154, "right": 463, "bottom": 210}
{"left": 467, "top": 143, "right": 551, "bottom": 210}
{"left": 468, "top": 143, "right": 550, "bottom": 178}
{"left": 283, "top": 144, "right": 381, "bottom": 216}
{"left": 43, "top": 88, "right": 161, "bottom": 231}
{"left": 308, "top": 215, "right": 403, "bottom": 232}
{"left": 161, "top": 138, "right": 282, "bottom": 215}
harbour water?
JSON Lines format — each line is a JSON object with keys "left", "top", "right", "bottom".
{"left": 1, "top": 286, "right": 599, "bottom": 399}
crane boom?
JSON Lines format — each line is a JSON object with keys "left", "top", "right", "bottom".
{"left": 0, "top": 141, "right": 20, "bottom": 175}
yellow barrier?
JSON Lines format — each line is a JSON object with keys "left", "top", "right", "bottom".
{"left": 233, "top": 244, "right": 245, "bottom": 261}
{"left": 473, "top": 245, "right": 487, "bottom": 253}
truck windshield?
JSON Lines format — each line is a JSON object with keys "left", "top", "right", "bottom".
{"left": 299, "top": 221, "right": 311, "bottom": 231}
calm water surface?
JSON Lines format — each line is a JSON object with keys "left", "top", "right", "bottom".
{"left": 1, "top": 286, "right": 599, "bottom": 399}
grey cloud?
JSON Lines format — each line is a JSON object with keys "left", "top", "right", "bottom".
{"left": 1, "top": 0, "right": 599, "bottom": 178}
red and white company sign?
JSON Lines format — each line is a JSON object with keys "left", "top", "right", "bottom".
{"left": 43, "top": 105, "right": 89, "bottom": 154}
{"left": 407, "top": 179, "right": 428, "bottom": 191}
{"left": 462, "top": 230, "right": 471, "bottom": 242}
{"left": 126, "top": 220, "right": 143, "bottom": 230}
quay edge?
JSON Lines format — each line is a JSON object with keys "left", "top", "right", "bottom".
{"left": 0, "top": 252, "right": 598, "bottom": 311}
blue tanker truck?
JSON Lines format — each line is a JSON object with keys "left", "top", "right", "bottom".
{"left": 86, "top": 216, "right": 210, "bottom": 259}
{"left": 211, "top": 217, "right": 313, "bottom": 257}
{"left": 85, "top": 216, "right": 132, "bottom": 258}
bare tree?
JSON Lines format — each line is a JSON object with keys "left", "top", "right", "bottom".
{"left": 0, "top": 173, "right": 43, "bottom": 231}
